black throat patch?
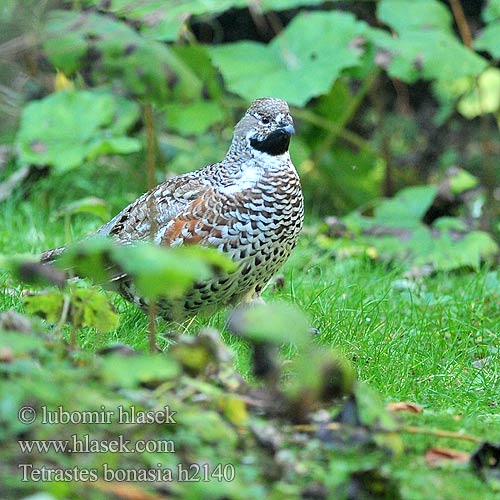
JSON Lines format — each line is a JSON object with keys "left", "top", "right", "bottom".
{"left": 250, "top": 129, "right": 291, "bottom": 156}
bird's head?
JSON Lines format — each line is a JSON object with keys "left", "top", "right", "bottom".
{"left": 232, "top": 98, "right": 295, "bottom": 157}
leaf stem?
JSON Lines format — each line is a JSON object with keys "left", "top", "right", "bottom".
{"left": 144, "top": 103, "right": 157, "bottom": 190}
{"left": 144, "top": 102, "right": 158, "bottom": 352}
{"left": 401, "top": 425, "right": 481, "bottom": 443}
{"left": 312, "top": 69, "right": 380, "bottom": 164}
{"left": 449, "top": 0, "right": 472, "bottom": 48}
{"left": 290, "top": 422, "right": 481, "bottom": 443}
{"left": 292, "top": 108, "right": 374, "bottom": 153}
{"left": 449, "top": 0, "right": 497, "bottom": 232}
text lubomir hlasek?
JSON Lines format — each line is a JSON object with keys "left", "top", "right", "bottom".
{"left": 40, "top": 405, "right": 177, "bottom": 425}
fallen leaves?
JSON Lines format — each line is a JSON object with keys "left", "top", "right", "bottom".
{"left": 386, "top": 401, "right": 423, "bottom": 414}
{"left": 425, "top": 447, "right": 470, "bottom": 467}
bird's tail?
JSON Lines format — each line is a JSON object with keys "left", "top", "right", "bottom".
{"left": 40, "top": 246, "right": 66, "bottom": 264}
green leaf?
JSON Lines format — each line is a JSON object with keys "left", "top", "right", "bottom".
{"left": 24, "top": 287, "right": 119, "bottom": 332}
{"left": 456, "top": 231, "right": 500, "bottom": 269}
{"left": 374, "top": 185, "right": 438, "bottom": 227}
{"left": 58, "top": 239, "right": 236, "bottom": 301}
{"left": 172, "top": 45, "right": 224, "bottom": 100}
{"left": 314, "top": 146, "right": 384, "bottom": 213}
{"left": 433, "top": 217, "right": 468, "bottom": 232}
{"left": 373, "top": 1, "right": 487, "bottom": 83}
{"left": 378, "top": 0, "right": 453, "bottom": 33}
{"left": 370, "top": 29, "right": 488, "bottom": 83}
{"left": 165, "top": 100, "right": 225, "bottom": 135}
{"left": 458, "top": 68, "right": 500, "bottom": 118}
{"left": 285, "top": 347, "right": 357, "bottom": 402}
{"left": 483, "top": 0, "right": 500, "bottom": 22}
{"left": 355, "top": 382, "right": 397, "bottom": 430}
{"left": 210, "top": 11, "right": 369, "bottom": 106}
{"left": 228, "top": 302, "right": 310, "bottom": 346}
{"left": 15, "top": 90, "right": 141, "bottom": 172}
{"left": 71, "top": 288, "right": 119, "bottom": 332}
{"left": 42, "top": 16, "right": 87, "bottom": 73}
{"left": 448, "top": 168, "right": 479, "bottom": 194}
{"left": 87, "top": 137, "right": 142, "bottom": 159}
{"left": 54, "top": 197, "right": 110, "bottom": 222}
{"left": 0, "top": 330, "right": 47, "bottom": 355}
{"left": 58, "top": 238, "right": 118, "bottom": 285}
{"left": 23, "top": 291, "right": 65, "bottom": 323}
{"left": 100, "top": 353, "right": 180, "bottom": 388}
{"left": 475, "top": 21, "right": 500, "bottom": 58}
{"left": 113, "top": 243, "right": 235, "bottom": 300}
{"left": 259, "top": 0, "right": 326, "bottom": 10}
{"left": 338, "top": 181, "right": 498, "bottom": 271}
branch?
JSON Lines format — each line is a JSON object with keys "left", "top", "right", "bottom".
{"left": 449, "top": 0, "right": 472, "bottom": 48}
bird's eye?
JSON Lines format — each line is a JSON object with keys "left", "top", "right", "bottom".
{"left": 260, "top": 116, "right": 271, "bottom": 124}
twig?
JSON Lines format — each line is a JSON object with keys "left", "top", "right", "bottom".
{"left": 53, "top": 293, "right": 71, "bottom": 336}
{"left": 148, "top": 301, "right": 157, "bottom": 353}
{"left": 449, "top": 0, "right": 472, "bottom": 48}
{"left": 312, "top": 68, "right": 380, "bottom": 164}
{"left": 402, "top": 425, "right": 481, "bottom": 443}
{"left": 144, "top": 103, "right": 159, "bottom": 353}
{"left": 143, "top": 103, "right": 157, "bottom": 191}
{"left": 289, "top": 422, "right": 481, "bottom": 443}
{"left": 449, "top": 0, "right": 497, "bottom": 232}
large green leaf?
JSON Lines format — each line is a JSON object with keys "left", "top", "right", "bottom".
{"left": 412, "top": 229, "right": 499, "bottom": 271}
{"left": 373, "top": 0, "right": 488, "bottom": 83}
{"left": 328, "top": 184, "right": 499, "bottom": 272}
{"left": 23, "top": 292, "right": 65, "bottom": 323}
{"left": 165, "top": 100, "right": 225, "bottom": 135}
{"left": 378, "top": 0, "right": 452, "bottom": 33}
{"left": 483, "top": 0, "right": 500, "bottom": 22}
{"left": 370, "top": 29, "right": 487, "bottom": 83}
{"left": 54, "top": 197, "right": 110, "bottom": 222}
{"left": 210, "top": 11, "right": 369, "bottom": 106}
{"left": 112, "top": 243, "right": 230, "bottom": 299}
{"left": 71, "top": 288, "right": 120, "bottom": 332}
{"left": 474, "top": 20, "right": 500, "bottom": 59}
{"left": 100, "top": 353, "right": 180, "bottom": 388}
{"left": 228, "top": 302, "right": 311, "bottom": 346}
{"left": 373, "top": 185, "right": 438, "bottom": 227}
{"left": 15, "top": 90, "right": 141, "bottom": 172}
{"left": 58, "top": 238, "right": 236, "bottom": 300}
{"left": 23, "top": 288, "right": 119, "bottom": 332}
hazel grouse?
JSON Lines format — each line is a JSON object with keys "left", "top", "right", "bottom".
{"left": 41, "top": 98, "right": 304, "bottom": 321}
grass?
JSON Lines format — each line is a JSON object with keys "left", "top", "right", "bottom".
{"left": 1, "top": 169, "right": 500, "bottom": 499}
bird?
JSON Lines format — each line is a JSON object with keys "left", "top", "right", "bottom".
{"left": 41, "top": 97, "right": 304, "bottom": 322}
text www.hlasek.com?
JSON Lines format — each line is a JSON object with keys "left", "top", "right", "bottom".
{"left": 18, "top": 434, "right": 175, "bottom": 454}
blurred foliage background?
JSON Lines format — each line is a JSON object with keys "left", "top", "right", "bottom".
{"left": 0, "top": 0, "right": 499, "bottom": 263}
{"left": 1, "top": 4, "right": 500, "bottom": 498}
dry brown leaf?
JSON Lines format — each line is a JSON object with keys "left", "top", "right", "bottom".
{"left": 425, "top": 447, "right": 470, "bottom": 467}
{"left": 0, "top": 347, "right": 13, "bottom": 363}
{"left": 386, "top": 401, "right": 423, "bottom": 414}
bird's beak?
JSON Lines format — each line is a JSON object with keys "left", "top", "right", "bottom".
{"left": 280, "top": 123, "right": 295, "bottom": 136}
